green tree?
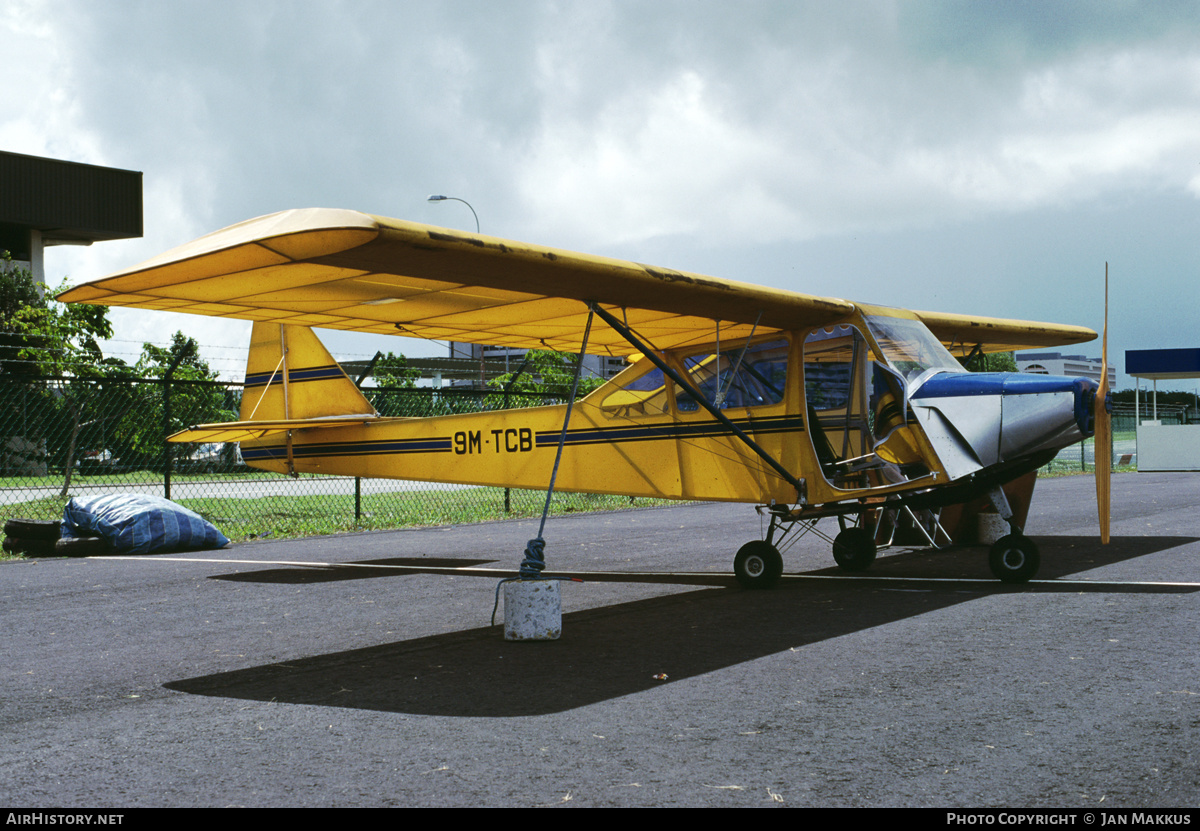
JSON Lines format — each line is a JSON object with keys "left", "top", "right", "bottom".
{"left": 373, "top": 351, "right": 418, "bottom": 388}
{"left": 11, "top": 278, "right": 129, "bottom": 493}
{"left": 0, "top": 253, "right": 45, "bottom": 377}
{"left": 365, "top": 351, "right": 424, "bottom": 417}
{"left": 959, "top": 351, "right": 1017, "bottom": 373}
{"left": 124, "top": 332, "right": 232, "bottom": 469}
{"left": 487, "top": 350, "right": 606, "bottom": 409}
{"left": 0, "top": 255, "right": 54, "bottom": 476}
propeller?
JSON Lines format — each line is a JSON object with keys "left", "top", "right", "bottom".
{"left": 1095, "top": 264, "right": 1111, "bottom": 544}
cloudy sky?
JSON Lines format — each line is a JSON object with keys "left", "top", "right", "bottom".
{"left": 4, "top": 0, "right": 1198, "bottom": 387}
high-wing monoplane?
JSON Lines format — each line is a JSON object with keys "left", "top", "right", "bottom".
{"left": 59, "top": 208, "right": 1111, "bottom": 585}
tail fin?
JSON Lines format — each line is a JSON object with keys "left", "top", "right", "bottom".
{"left": 241, "top": 322, "right": 376, "bottom": 421}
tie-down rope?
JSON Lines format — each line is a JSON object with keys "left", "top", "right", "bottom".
{"left": 492, "top": 307, "right": 595, "bottom": 624}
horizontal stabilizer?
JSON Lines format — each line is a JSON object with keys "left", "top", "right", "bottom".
{"left": 169, "top": 416, "right": 381, "bottom": 444}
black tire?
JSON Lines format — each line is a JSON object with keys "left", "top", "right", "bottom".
{"left": 55, "top": 537, "right": 110, "bottom": 558}
{"left": 734, "top": 540, "right": 783, "bottom": 589}
{"left": 832, "top": 527, "right": 876, "bottom": 572}
{"left": 4, "top": 519, "right": 62, "bottom": 541}
{"left": 989, "top": 534, "right": 1040, "bottom": 583}
{"left": 4, "top": 537, "right": 59, "bottom": 556}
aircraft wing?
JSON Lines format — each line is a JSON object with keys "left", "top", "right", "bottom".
{"left": 58, "top": 208, "right": 853, "bottom": 356}
{"left": 915, "top": 309, "right": 1096, "bottom": 355}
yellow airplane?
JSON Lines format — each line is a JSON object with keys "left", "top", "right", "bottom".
{"left": 59, "top": 208, "right": 1111, "bottom": 585}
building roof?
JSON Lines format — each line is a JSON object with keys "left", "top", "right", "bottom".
{"left": 1126, "top": 348, "right": 1200, "bottom": 380}
{"left": 0, "top": 151, "right": 142, "bottom": 246}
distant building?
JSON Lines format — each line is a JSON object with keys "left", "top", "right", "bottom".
{"left": 1016, "top": 352, "right": 1116, "bottom": 386}
{"left": 0, "top": 151, "right": 142, "bottom": 476}
{"left": 448, "top": 343, "right": 627, "bottom": 388}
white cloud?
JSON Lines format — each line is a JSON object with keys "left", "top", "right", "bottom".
{"left": 5, "top": 0, "right": 1199, "bottom": 381}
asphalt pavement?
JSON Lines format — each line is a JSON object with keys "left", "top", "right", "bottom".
{"left": 1, "top": 472, "right": 1198, "bottom": 807}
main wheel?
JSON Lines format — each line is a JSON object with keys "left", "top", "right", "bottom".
{"left": 832, "top": 527, "right": 876, "bottom": 572}
{"left": 989, "top": 534, "right": 1040, "bottom": 583}
{"left": 734, "top": 540, "right": 783, "bottom": 589}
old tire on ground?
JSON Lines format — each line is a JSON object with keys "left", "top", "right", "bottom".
{"left": 734, "top": 540, "right": 783, "bottom": 589}
{"left": 3, "top": 537, "right": 58, "bottom": 556}
{"left": 56, "top": 537, "right": 111, "bottom": 558}
{"left": 4, "top": 519, "right": 62, "bottom": 541}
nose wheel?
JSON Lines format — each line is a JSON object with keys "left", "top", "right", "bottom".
{"left": 988, "top": 534, "right": 1040, "bottom": 582}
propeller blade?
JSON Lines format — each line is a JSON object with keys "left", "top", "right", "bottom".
{"left": 1095, "top": 264, "right": 1111, "bottom": 544}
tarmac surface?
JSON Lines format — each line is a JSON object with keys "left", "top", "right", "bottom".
{"left": 2, "top": 472, "right": 1198, "bottom": 807}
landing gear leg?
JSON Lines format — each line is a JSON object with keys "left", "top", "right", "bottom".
{"left": 985, "top": 486, "right": 1040, "bottom": 582}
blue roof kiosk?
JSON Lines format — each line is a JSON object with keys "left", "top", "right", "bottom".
{"left": 1126, "top": 348, "right": 1200, "bottom": 471}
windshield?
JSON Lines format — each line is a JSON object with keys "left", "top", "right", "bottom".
{"left": 864, "top": 315, "right": 966, "bottom": 384}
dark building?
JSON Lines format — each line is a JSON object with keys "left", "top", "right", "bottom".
{"left": 0, "top": 150, "right": 142, "bottom": 284}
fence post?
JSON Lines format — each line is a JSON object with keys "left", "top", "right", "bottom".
{"left": 162, "top": 353, "right": 186, "bottom": 500}
{"left": 163, "top": 372, "right": 172, "bottom": 499}
{"left": 501, "top": 354, "right": 532, "bottom": 514}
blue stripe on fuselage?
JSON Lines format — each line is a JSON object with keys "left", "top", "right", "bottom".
{"left": 239, "top": 415, "right": 806, "bottom": 461}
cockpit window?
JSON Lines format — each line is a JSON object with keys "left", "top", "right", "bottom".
{"left": 599, "top": 363, "right": 669, "bottom": 416}
{"left": 676, "top": 339, "right": 788, "bottom": 412}
{"left": 864, "top": 315, "right": 965, "bottom": 384}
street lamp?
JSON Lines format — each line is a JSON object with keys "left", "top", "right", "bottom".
{"left": 427, "top": 194, "right": 479, "bottom": 234}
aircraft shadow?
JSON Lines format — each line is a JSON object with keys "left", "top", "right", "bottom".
{"left": 822, "top": 534, "right": 1200, "bottom": 583}
{"left": 166, "top": 535, "right": 1197, "bottom": 717}
{"left": 214, "top": 558, "right": 500, "bottom": 584}
{"left": 204, "top": 534, "right": 1200, "bottom": 587}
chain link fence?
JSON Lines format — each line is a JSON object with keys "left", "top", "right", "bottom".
{"left": 0, "top": 373, "right": 1166, "bottom": 541}
{"left": 0, "top": 374, "right": 665, "bottom": 542}
{"left": 1039, "top": 405, "right": 1187, "bottom": 474}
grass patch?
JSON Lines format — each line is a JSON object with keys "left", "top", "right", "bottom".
{"left": 0, "top": 485, "right": 682, "bottom": 559}
{"left": 176, "top": 487, "right": 676, "bottom": 540}
{"left": 1038, "top": 464, "right": 1138, "bottom": 479}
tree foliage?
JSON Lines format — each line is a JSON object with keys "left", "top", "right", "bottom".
{"left": 0, "top": 254, "right": 45, "bottom": 377}
{"left": 120, "top": 332, "right": 234, "bottom": 467}
{"left": 958, "top": 351, "right": 1017, "bottom": 373}
{"left": 372, "top": 352, "right": 418, "bottom": 388}
{"left": 7, "top": 279, "right": 132, "bottom": 491}
{"left": 0, "top": 263, "right": 229, "bottom": 486}
{"left": 489, "top": 350, "right": 606, "bottom": 403}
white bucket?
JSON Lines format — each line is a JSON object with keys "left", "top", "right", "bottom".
{"left": 978, "top": 512, "right": 1010, "bottom": 544}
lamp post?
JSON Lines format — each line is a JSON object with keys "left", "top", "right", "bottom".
{"left": 427, "top": 194, "right": 486, "bottom": 382}
{"left": 426, "top": 194, "right": 480, "bottom": 234}
{"left": 428, "top": 193, "right": 515, "bottom": 509}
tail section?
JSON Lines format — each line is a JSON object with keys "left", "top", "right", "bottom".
{"left": 241, "top": 322, "right": 376, "bottom": 421}
{"left": 169, "top": 323, "right": 377, "bottom": 446}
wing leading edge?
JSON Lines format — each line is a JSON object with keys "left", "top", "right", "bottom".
{"left": 58, "top": 208, "right": 851, "bottom": 356}
{"left": 59, "top": 208, "right": 1096, "bottom": 355}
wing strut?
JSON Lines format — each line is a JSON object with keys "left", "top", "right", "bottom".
{"left": 521, "top": 306, "right": 597, "bottom": 578}
{"left": 589, "top": 303, "right": 805, "bottom": 500}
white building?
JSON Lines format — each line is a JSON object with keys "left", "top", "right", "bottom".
{"left": 1016, "top": 352, "right": 1117, "bottom": 386}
